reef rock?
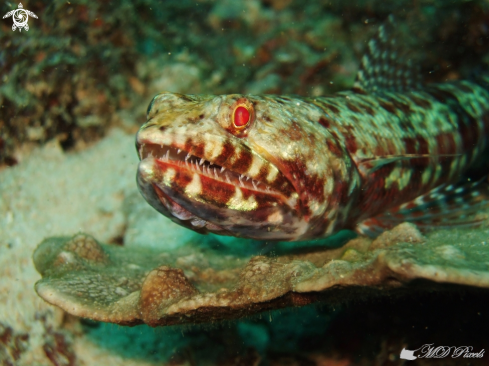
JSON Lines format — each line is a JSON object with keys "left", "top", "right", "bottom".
{"left": 33, "top": 223, "right": 489, "bottom": 327}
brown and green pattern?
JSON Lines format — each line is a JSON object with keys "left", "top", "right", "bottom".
{"left": 136, "top": 19, "right": 489, "bottom": 241}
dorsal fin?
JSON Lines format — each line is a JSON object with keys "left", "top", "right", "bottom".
{"left": 353, "top": 15, "right": 423, "bottom": 94}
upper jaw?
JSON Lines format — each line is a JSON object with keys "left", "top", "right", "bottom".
{"left": 138, "top": 143, "right": 278, "bottom": 195}
{"left": 136, "top": 123, "right": 297, "bottom": 201}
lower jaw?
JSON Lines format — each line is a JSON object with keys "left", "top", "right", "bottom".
{"left": 136, "top": 160, "right": 216, "bottom": 234}
{"left": 152, "top": 183, "right": 227, "bottom": 232}
{"left": 138, "top": 158, "right": 299, "bottom": 240}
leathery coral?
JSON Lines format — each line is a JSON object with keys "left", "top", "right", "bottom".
{"left": 33, "top": 223, "right": 489, "bottom": 327}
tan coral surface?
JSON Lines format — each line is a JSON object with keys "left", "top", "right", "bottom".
{"left": 33, "top": 223, "right": 489, "bottom": 327}
{"left": 0, "top": 129, "right": 193, "bottom": 365}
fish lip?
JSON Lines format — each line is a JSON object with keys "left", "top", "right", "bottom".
{"left": 153, "top": 182, "right": 223, "bottom": 232}
{"left": 137, "top": 141, "right": 290, "bottom": 196}
{"left": 137, "top": 158, "right": 228, "bottom": 233}
{"left": 138, "top": 157, "right": 303, "bottom": 240}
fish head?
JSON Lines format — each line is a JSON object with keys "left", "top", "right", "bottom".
{"left": 137, "top": 92, "right": 348, "bottom": 240}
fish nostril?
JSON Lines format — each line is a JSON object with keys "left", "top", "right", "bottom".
{"left": 146, "top": 95, "right": 158, "bottom": 117}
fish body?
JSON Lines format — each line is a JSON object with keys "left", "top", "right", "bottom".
{"left": 136, "top": 19, "right": 489, "bottom": 241}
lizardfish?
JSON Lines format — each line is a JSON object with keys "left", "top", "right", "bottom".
{"left": 136, "top": 17, "right": 489, "bottom": 241}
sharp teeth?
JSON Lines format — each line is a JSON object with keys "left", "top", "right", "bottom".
{"left": 200, "top": 158, "right": 205, "bottom": 165}
{"left": 226, "top": 174, "right": 231, "bottom": 184}
{"left": 246, "top": 176, "right": 250, "bottom": 181}
{"left": 185, "top": 153, "right": 190, "bottom": 161}
{"left": 177, "top": 149, "right": 181, "bottom": 154}
{"left": 252, "top": 181, "right": 258, "bottom": 189}
{"left": 166, "top": 150, "right": 170, "bottom": 159}
{"left": 213, "top": 168, "right": 218, "bottom": 178}
{"left": 221, "top": 167, "right": 226, "bottom": 173}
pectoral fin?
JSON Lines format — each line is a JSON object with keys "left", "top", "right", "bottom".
{"left": 356, "top": 178, "right": 489, "bottom": 237}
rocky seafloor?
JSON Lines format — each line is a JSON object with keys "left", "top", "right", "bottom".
{"left": 3, "top": 0, "right": 489, "bottom": 365}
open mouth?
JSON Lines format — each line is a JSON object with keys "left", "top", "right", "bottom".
{"left": 137, "top": 140, "right": 299, "bottom": 236}
{"left": 139, "top": 143, "right": 277, "bottom": 194}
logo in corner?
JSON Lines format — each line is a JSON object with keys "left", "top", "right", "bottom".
{"left": 400, "top": 344, "right": 485, "bottom": 360}
{"left": 400, "top": 348, "right": 417, "bottom": 360}
{"left": 3, "top": 3, "right": 38, "bottom": 32}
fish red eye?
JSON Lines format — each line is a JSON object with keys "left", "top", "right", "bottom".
{"left": 233, "top": 105, "right": 251, "bottom": 128}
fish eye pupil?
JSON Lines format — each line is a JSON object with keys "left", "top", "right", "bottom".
{"left": 234, "top": 106, "right": 250, "bottom": 127}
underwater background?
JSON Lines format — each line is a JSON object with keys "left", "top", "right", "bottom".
{"left": 2, "top": 0, "right": 489, "bottom": 365}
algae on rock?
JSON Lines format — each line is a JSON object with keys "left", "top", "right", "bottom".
{"left": 33, "top": 223, "right": 489, "bottom": 327}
